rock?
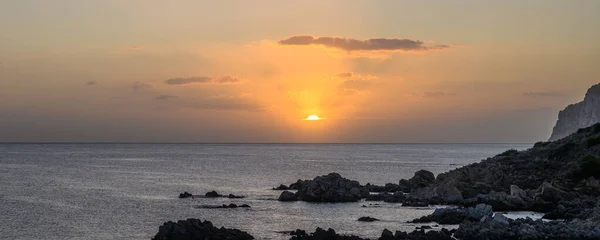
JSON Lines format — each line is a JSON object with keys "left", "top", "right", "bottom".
{"left": 410, "top": 204, "right": 492, "bottom": 225}
{"left": 204, "top": 191, "right": 221, "bottom": 198}
{"left": 278, "top": 190, "right": 298, "bottom": 202}
{"left": 401, "top": 198, "right": 429, "bottom": 207}
{"left": 465, "top": 204, "right": 493, "bottom": 221}
{"left": 289, "top": 227, "right": 366, "bottom": 240}
{"left": 550, "top": 83, "right": 600, "bottom": 141}
{"left": 455, "top": 215, "right": 600, "bottom": 240}
{"left": 194, "top": 203, "right": 251, "bottom": 209}
{"left": 357, "top": 216, "right": 379, "bottom": 222}
{"left": 228, "top": 194, "right": 245, "bottom": 199}
{"left": 379, "top": 228, "right": 455, "bottom": 240}
{"left": 152, "top": 218, "right": 254, "bottom": 240}
{"left": 291, "top": 173, "right": 370, "bottom": 202}
{"left": 409, "top": 170, "right": 435, "bottom": 188}
{"left": 537, "top": 182, "right": 569, "bottom": 202}
{"left": 366, "top": 192, "right": 390, "bottom": 201}
{"left": 383, "top": 191, "right": 406, "bottom": 203}
{"left": 273, "top": 184, "right": 290, "bottom": 190}
{"left": 178, "top": 192, "right": 193, "bottom": 198}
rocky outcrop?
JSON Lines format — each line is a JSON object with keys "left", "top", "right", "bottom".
{"left": 410, "top": 204, "right": 493, "bottom": 224}
{"left": 550, "top": 83, "right": 600, "bottom": 141}
{"left": 152, "top": 219, "right": 254, "bottom": 240}
{"left": 194, "top": 204, "right": 251, "bottom": 209}
{"left": 279, "top": 173, "right": 369, "bottom": 202}
{"left": 357, "top": 216, "right": 379, "bottom": 222}
{"left": 455, "top": 216, "right": 600, "bottom": 240}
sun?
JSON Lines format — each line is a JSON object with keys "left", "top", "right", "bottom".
{"left": 305, "top": 115, "right": 321, "bottom": 121}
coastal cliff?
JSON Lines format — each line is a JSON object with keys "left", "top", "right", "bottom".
{"left": 550, "top": 83, "right": 600, "bottom": 141}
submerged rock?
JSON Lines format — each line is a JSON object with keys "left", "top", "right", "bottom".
{"left": 152, "top": 218, "right": 254, "bottom": 240}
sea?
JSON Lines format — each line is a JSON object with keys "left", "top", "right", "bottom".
{"left": 0, "top": 143, "right": 532, "bottom": 240}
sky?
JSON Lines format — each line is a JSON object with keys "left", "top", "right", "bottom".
{"left": 0, "top": 0, "right": 599, "bottom": 143}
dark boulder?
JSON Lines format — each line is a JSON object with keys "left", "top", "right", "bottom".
{"left": 278, "top": 191, "right": 298, "bottom": 202}
{"left": 409, "top": 170, "right": 435, "bottom": 189}
{"left": 152, "top": 218, "right": 254, "bottom": 240}
{"left": 205, "top": 191, "right": 222, "bottom": 198}
{"left": 178, "top": 192, "right": 193, "bottom": 199}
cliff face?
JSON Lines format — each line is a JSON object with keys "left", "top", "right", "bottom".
{"left": 549, "top": 83, "right": 600, "bottom": 141}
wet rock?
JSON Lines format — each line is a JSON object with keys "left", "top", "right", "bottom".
{"left": 401, "top": 198, "right": 429, "bottom": 207}
{"left": 204, "top": 191, "right": 222, "bottom": 198}
{"left": 178, "top": 192, "right": 193, "bottom": 198}
{"left": 273, "top": 184, "right": 290, "bottom": 190}
{"left": 152, "top": 218, "right": 254, "bottom": 240}
{"left": 278, "top": 190, "right": 298, "bottom": 202}
{"left": 357, "top": 216, "right": 379, "bottom": 222}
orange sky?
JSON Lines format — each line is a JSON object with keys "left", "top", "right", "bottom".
{"left": 0, "top": 1, "right": 599, "bottom": 143}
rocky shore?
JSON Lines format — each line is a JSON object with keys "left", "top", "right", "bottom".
{"left": 155, "top": 123, "right": 600, "bottom": 239}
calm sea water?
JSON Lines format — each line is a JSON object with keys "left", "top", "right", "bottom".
{"left": 0, "top": 143, "right": 530, "bottom": 240}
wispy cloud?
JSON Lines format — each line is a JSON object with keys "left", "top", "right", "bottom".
{"left": 165, "top": 77, "right": 212, "bottom": 85}
{"left": 278, "top": 35, "right": 451, "bottom": 52}
{"left": 154, "top": 95, "right": 178, "bottom": 100}
{"left": 165, "top": 76, "right": 242, "bottom": 85}
{"left": 523, "top": 91, "right": 566, "bottom": 97}
{"left": 407, "top": 92, "right": 457, "bottom": 99}
{"left": 132, "top": 81, "right": 153, "bottom": 90}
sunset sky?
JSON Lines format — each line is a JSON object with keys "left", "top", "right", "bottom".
{"left": 1, "top": 1, "right": 599, "bottom": 143}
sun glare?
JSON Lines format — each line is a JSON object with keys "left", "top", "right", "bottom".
{"left": 306, "top": 115, "right": 321, "bottom": 121}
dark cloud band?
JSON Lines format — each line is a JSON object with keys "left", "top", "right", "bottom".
{"left": 278, "top": 35, "right": 450, "bottom": 51}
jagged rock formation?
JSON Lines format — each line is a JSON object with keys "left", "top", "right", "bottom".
{"left": 550, "top": 83, "right": 600, "bottom": 141}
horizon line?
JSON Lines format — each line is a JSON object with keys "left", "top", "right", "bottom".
{"left": 0, "top": 141, "right": 535, "bottom": 145}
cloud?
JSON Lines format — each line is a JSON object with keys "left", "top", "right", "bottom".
{"left": 187, "top": 96, "right": 264, "bottom": 112}
{"left": 336, "top": 72, "right": 353, "bottom": 78}
{"left": 165, "top": 77, "right": 212, "bottom": 85}
{"left": 132, "top": 81, "right": 153, "bottom": 90}
{"left": 86, "top": 81, "right": 97, "bottom": 86}
{"left": 407, "top": 92, "right": 457, "bottom": 99}
{"left": 155, "top": 95, "right": 178, "bottom": 100}
{"left": 423, "top": 92, "right": 457, "bottom": 98}
{"left": 214, "top": 76, "right": 242, "bottom": 84}
{"left": 278, "top": 35, "right": 450, "bottom": 52}
{"left": 523, "top": 92, "right": 566, "bottom": 97}
{"left": 165, "top": 76, "right": 243, "bottom": 85}
{"left": 337, "top": 74, "right": 375, "bottom": 95}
